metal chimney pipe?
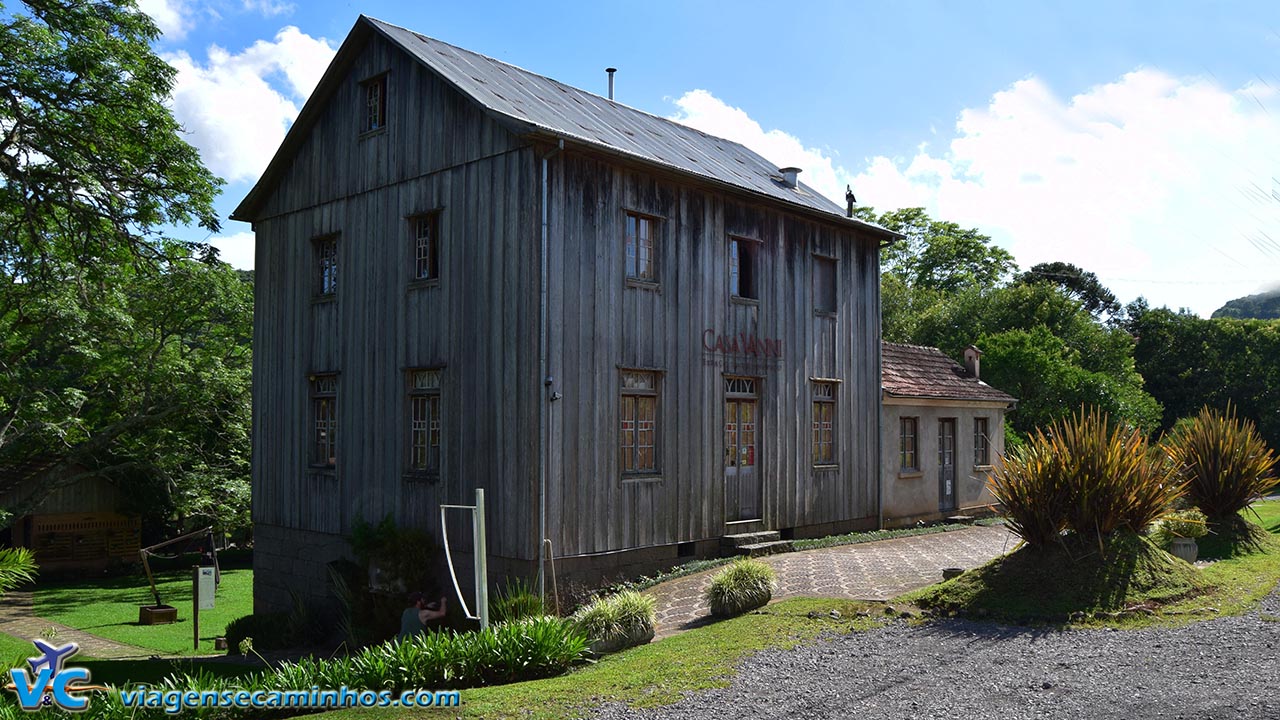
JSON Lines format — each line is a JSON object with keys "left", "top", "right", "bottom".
{"left": 780, "top": 166, "right": 801, "bottom": 189}
{"left": 606, "top": 67, "right": 616, "bottom": 100}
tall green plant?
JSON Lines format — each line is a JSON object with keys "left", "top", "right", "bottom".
{"left": 1163, "top": 405, "right": 1278, "bottom": 520}
{"left": 989, "top": 407, "right": 1181, "bottom": 549}
{"left": 0, "top": 548, "right": 36, "bottom": 595}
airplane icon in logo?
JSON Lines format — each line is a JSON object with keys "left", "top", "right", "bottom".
{"left": 27, "top": 639, "right": 79, "bottom": 676}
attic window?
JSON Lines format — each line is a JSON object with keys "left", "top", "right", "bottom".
{"left": 361, "top": 74, "right": 388, "bottom": 133}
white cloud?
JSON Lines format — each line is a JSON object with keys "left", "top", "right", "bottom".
{"left": 242, "top": 0, "right": 295, "bottom": 17}
{"left": 137, "top": 0, "right": 194, "bottom": 40}
{"left": 209, "top": 231, "right": 255, "bottom": 269}
{"left": 165, "top": 26, "right": 335, "bottom": 184}
{"left": 669, "top": 72, "right": 1280, "bottom": 316}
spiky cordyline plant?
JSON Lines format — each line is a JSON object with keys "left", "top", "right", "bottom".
{"left": 1163, "top": 404, "right": 1278, "bottom": 520}
{"left": 990, "top": 407, "right": 1182, "bottom": 550}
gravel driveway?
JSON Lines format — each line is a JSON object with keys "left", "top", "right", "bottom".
{"left": 594, "top": 587, "right": 1280, "bottom": 720}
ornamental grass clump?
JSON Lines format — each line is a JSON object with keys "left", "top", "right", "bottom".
{"left": 571, "top": 589, "right": 656, "bottom": 655}
{"left": 706, "top": 557, "right": 777, "bottom": 618}
{"left": 491, "top": 577, "right": 546, "bottom": 624}
{"left": 1163, "top": 404, "right": 1278, "bottom": 521}
{"left": 989, "top": 407, "right": 1182, "bottom": 550}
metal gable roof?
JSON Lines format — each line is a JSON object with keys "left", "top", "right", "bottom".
{"left": 360, "top": 17, "right": 890, "bottom": 234}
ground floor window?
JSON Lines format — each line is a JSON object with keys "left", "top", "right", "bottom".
{"left": 408, "top": 369, "right": 442, "bottom": 476}
{"left": 974, "top": 416, "right": 990, "bottom": 466}
{"left": 812, "top": 381, "right": 836, "bottom": 464}
{"left": 309, "top": 374, "right": 338, "bottom": 467}
{"left": 900, "top": 416, "right": 918, "bottom": 471}
{"left": 620, "top": 370, "right": 659, "bottom": 475}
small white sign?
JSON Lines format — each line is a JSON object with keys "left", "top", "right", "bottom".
{"left": 197, "top": 567, "right": 216, "bottom": 610}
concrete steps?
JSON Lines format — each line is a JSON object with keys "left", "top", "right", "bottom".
{"left": 721, "top": 530, "right": 794, "bottom": 557}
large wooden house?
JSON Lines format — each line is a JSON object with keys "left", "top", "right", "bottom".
{"left": 233, "top": 16, "right": 898, "bottom": 611}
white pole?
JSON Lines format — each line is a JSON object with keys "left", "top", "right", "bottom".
{"left": 474, "top": 488, "right": 489, "bottom": 630}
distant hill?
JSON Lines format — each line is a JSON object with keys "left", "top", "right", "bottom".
{"left": 1211, "top": 289, "right": 1280, "bottom": 319}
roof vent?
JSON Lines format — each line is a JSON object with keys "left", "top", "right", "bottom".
{"left": 780, "top": 167, "right": 801, "bottom": 188}
{"left": 606, "top": 67, "right": 616, "bottom": 100}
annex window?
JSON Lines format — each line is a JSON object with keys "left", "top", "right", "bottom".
{"left": 410, "top": 213, "right": 439, "bottom": 282}
{"left": 625, "top": 212, "right": 657, "bottom": 282}
{"left": 310, "top": 374, "right": 338, "bottom": 467}
{"left": 729, "top": 238, "right": 759, "bottom": 300}
{"left": 315, "top": 235, "right": 338, "bottom": 296}
{"left": 814, "top": 257, "right": 837, "bottom": 313}
{"left": 974, "top": 417, "right": 991, "bottom": 467}
{"left": 812, "top": 381, "right": 837, "bottom": 465}
{"left": 900, "top": 416, "right": 918, "bottom": 472}
{"left": 408, "top": 369, "right": 442, "bottom": 476}
{"left": 361, "top": 74, "right": 388, "bottom": 133}
{"left": 620, "top": 370, "right": 659, "bottom": 475}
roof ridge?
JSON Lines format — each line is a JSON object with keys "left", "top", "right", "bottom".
{"left": 363, "top": 17, "right": 776, "bottom": 164}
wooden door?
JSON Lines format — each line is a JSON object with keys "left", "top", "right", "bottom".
{"left": 724, "top": 378, "right": 761, "bottom": 521}
{"left": 939, "top": 418, "right": 957, "bottom": 511}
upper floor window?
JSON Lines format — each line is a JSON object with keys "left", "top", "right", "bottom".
{"left": 814, "top": 257, "right": 837, "bottom": 313}
{"left": 729, "top": 238, "right": 759, "bottom": 300}
{"left": 812, "top": 381, "right": 837, "bottom": 465}
{"left": 625, "top": 212, "right": 657, "bottom": 282}
{"left": 974, "top": 417, "right": 991, "bottom": 466}
{"left": 315, "top": 235, "right": 338, "bottom": 297}
{"left": 362, "top": 74, "right": 388, "bottom": 133}
{"left": 410, "top": 213, "right": 439, "bottom": 282}
{"left": 310, "top": 374, "right": 338, "bottom": 467}
{"left": 408, "top": 369, "right": 442, "bottom": 477}
{"left": 620, "top": 370, "right": 660, "bottom": 475}
{"left": 900, "top": 416, "right": 918, "bottom": 472}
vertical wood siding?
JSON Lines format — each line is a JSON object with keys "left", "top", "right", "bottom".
{"left": 252, "top": 36, "right": 538, "bottom": 561}
{"left": 253, "top": 36, "right": 881, "bottom": 565}
{"left": 545, "top": 154, "right": 880, "bottom": 556}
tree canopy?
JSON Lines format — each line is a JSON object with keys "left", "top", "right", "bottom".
{"left": 1, "top": 0, "right": 249, "bottom": 536}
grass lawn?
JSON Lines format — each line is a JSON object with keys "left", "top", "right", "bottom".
{"left": 1243, "top": 499, "right": 1280, "bottom": 533}
{"left": 30, "top": 569, "right": 253, "bottom": 656}
{"left": 307, "top": 598, "right": 883, "bottom": 720}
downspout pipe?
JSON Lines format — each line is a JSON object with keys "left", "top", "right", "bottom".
{"left": 538, "top": 138, "right": 563, "bottom": 601}
{"left": 875, "top": 234, "right": 896, "bottom": 530}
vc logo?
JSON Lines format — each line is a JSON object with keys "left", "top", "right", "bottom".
{"left": 4, "top": 639, "right": 104, "bottom": 712}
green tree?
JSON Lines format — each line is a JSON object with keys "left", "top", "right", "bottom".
{"left": 1018, "top": 261, "right": 1121, "bottom": 320}
{"left": 864, "top": 207, "right": 1018, "bottom": 293}
{"left": 0, "top": 1, "right": 248, "bottom": 535}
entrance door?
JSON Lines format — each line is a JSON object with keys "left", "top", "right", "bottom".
{"left": 939, "top": 418, "right": 957, "bottom": 511}
{"left": 724, "top": 378, "right": 761, "bottom": 520}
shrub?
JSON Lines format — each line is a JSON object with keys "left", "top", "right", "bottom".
{"left": 571, "top": 590, "right": 656, "bottom": 654}
{"left": 492, "top": 577, "right": 546, "bottom": 624}
{"left": 989, "top": 407, "right": 1182, "bottom": 549}
{"left": 224, "top": 612, "right": 291, "bottom": 655}
{"left": 1152, "top": 508, "right": 1209, "bottom": 548}
{"left": 1163, "top": 404, "right": 1278, "bottom": 520}
{"left": 706, "top": 557, "right": 776, "bottom": 618}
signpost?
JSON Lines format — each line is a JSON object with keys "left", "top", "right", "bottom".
{"left": 192, "top": 566, "right": 216, "bottom": 650}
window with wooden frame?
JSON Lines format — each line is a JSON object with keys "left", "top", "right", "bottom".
{"left": 361, "top": 74, "right": 388, "bottom": 133}
{"left": 315, "top": 235, "right": 338, "bottom": 297}
{"left": 729, "top": 238, "right": 759, "bottom": 300}
{"left": 814, "top": 257, "right": 837, "bottom": 313}
{"left": 899, "top": 416, "right": 918, "bottom": 472}
{"left": 409, "top": 213, "right": 440, "bottom": 282}
{"left": 624, "top": 212, "right": 657, "bottom": 283}
{"left": 408, "top": 369, "right": 442, "bottom": 477}
{"left": 812, "top": 381, "right": 837, "bottom": 465}
{"left": 619, "top": 370, "right": 659, "bottom": 475}
{"left": 974, "top": 416, "right": 991, "bottom": 467}
{"left": 309, "top": 374, "right": 338, "bottom": 467}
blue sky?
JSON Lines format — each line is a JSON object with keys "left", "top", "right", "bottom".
{"left": 143, "top": 0, "right": 1280, "bottom": 316}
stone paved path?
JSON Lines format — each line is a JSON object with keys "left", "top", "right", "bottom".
{"left": 0, "top": 591, "right": 155, "bottom": 660}
{"left": 648, "top": 525, "right": 1017, "bottom": 638}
